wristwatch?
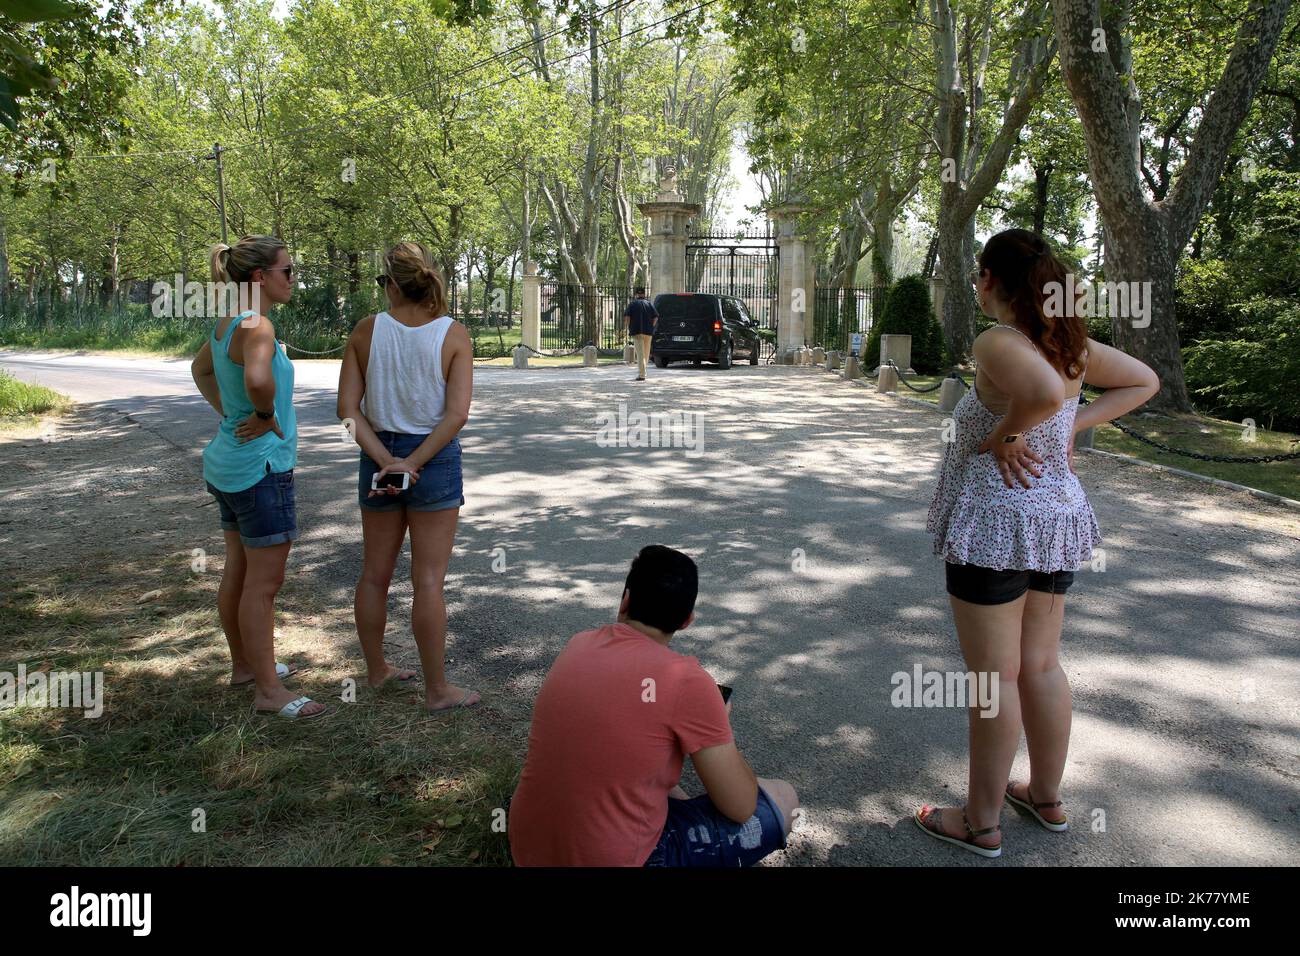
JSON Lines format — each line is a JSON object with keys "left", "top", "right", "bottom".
{"left": 1002, "top": 433, "right": 1021, "bottom": 443}
{"left": 254, "top": 408, "right": 275, "bottom": 420}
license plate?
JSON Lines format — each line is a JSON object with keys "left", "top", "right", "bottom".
{"left": 672, "top": 335, "right": 694, "bottom": 342}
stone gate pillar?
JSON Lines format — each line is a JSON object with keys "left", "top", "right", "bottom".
{"left": 770, "top": 203, "right": 815, "bottom": 362}
{"left": 636, "top": 173, "right": 702, "bottom": 298}
{"left": 928, "top": 276, "right": 945, "bottom": 328}
{"left": 521, "top": 260, "right": 540, "bottom": 352}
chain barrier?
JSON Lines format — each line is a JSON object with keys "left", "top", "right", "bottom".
{"left": 886, "top": 362, "right": 972, "bottom": 393}
{"left": 518, "top": 342, "right": 590, "bottom": 357}
{"left": 515, "top": 342, "right": 627, "bottom": 358}
{"left": 1076, "top": 394, "right": 1300, "bottom": 464}
{"left": 282, "top": 340, "right": 346, "bottom": 356}
{"left": 280, "top": 340, "right": 612, "bottom": 361}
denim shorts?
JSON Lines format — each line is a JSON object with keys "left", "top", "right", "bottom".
{"left": 206, "top": 469, "right": 298, "bottom": 548}
{"left": 643, "top": 786, "right": 786, "bottom": 867}
{"left": 358, "top": 433, "right": 464, "bottom": 512}
{"left": 945, "top": 561, "right": 1075, "bottom": 605}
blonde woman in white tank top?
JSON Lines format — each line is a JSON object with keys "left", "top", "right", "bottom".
{"left": 337, "top": 242, "right": 480, "bottom": 713}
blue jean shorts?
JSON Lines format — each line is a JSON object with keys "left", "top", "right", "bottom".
{"left": 206, "top": 469, "right": 298, "bottom": 548}
{"left": 359, "top": 433, "right": 464, "bottom": 512}
{"left": 643, "top": 786, "right": 787, "bottom": 867}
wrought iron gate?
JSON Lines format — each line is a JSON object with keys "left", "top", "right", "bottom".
{"left": 684, "top": 230, "right": 779, "bottom": 360}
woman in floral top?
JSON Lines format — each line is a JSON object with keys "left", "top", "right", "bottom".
{"left": 916, "top": 229, "right": 1159, "bottom": 858}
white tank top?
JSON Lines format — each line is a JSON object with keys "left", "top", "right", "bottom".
{"left": 360, "top": 312, "right": 454, "bottom": 434}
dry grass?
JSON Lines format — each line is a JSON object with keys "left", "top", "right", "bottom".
{"left": 0, "top": 572, "right": 521, "bottom": 866}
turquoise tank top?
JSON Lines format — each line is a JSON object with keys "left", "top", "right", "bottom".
{"left": 201, "top": 311, "right": 298, "bottom": 492}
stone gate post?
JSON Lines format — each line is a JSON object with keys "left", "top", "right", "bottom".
{"left": 769, "top": 203, "right": 815, "bottom": 363}
{"left": 636, "top": 172, "right": 702, "bottom": 299}
{"left": 521, "top": 260, "right": 540, "bottom": 352}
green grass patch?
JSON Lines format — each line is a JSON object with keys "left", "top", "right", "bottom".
{"left": 1092, "top": 411, "right": 1300, "bottom": 501}
{"left": 0, "top": 576, "right": 521, "bottom": 866}
{"left": 0, "top": 370, "right": 68, "bottom": 418}
{"left": 874, "top": 372, "right": 1300, "bottom": 500}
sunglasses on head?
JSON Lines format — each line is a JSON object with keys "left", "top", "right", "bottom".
{"left": 262, "top": 264, "right": 293, "bottom": 278}
{"left": 375, "top": 274, "right": 391, "bottom": 289}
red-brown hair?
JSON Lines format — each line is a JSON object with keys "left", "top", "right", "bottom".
{"left": 978, "top": 229, "right": 1088, "bottom": 378}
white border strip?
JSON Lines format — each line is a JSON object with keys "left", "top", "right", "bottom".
{"left": 1079, "top": 447, "right": 1300, "bottom": 511}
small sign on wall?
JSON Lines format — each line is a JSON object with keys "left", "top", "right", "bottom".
{"left": 850, "top": 332, "right": 863, "bottom": 356}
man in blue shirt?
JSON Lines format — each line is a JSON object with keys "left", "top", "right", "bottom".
{"left": 624, "top": 287, "right": 658, "bottom": 381}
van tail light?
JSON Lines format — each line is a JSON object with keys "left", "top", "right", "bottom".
{"left": 713, "top": 320, "right": 722, "bottom": 333}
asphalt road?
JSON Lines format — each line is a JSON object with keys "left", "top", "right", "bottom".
{"left": 3, "top": 347, "right": 1298, "bottom": 866}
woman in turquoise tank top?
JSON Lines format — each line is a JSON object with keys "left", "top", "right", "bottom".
{"left": 191, "top": 234, "right": 325, "bottom": 721}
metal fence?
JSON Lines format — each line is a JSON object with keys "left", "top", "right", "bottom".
{"left": 538, "top": 282, "right": 632, "bottom": 353}
{"left": 810, "top": 286, "right": 887, "bottom": 352}
{"left": 686, "top": 238, "right": 779, "bottom": 359}
{"left": 447, "top": 281, "right": 523, "bottom": 357}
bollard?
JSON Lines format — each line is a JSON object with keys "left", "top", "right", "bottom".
{"left": 583, "top": 345, "right": 598, "bottom": 367}
{"left": 800, "top": 347, "right": 813, "bottom": 366}
{"left": 512, "top": 345, "right": 529, "bottom": 369}
{"left": 623, "top": 343, "right": 636, "bottom": 365}
{"left": 828, "top": 350, "right": 842, "bottom": 371}
{"left": 880, "top": 334, "right": 915, "bottom": 374}
{"left": 844, "top": 355, "right": 863, "bottom": 380}
{"left": 812, "top": 346, "right": 826, "bottom": 366}
{"left": 938, "top": 375, "right": 963, "bottom": 412}
{"left": 877, "top": 364, "right": 899, "bottom": 393}
{"left": 1075, "top": 426, "right": 1095, "bottom": 450}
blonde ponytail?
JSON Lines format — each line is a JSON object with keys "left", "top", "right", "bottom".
{"left": 210, "top": 243, "right": 233, "bottom": 283}
{"left": 210, "top": 235, "right": 286, "bottom": 284}
{"left": 384, "top": 241, "right": 447, "bottom": 316}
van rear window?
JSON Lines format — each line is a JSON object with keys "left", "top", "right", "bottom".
{"left": 655, "top": 296, "right": 716, "bottom": 322}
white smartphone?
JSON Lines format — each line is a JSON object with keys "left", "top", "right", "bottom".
{"left": 371, "top": 472, "right": 410, "bottom": 492}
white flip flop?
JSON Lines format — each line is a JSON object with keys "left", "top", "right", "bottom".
{"left": 258, "top": 696, "right": 327, "bottom": 720}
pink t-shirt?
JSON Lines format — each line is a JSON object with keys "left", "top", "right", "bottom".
{"left": 509, "top": 622, "right": 733, "bottom": 867}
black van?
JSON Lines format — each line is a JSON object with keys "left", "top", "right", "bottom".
{"left": 649, "top": 293, "right": 763, "bottom": 370}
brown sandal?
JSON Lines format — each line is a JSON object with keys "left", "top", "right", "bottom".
{"left": 914, "top": 805, "right": 1002, "bottom": 858}
{"left": 1005, "top": 782, "right": 1068, "bottom": 832}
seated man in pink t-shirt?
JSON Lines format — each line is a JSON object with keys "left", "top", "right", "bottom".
{"left": 508, "top": 545, "right": 799, "bottom": 867}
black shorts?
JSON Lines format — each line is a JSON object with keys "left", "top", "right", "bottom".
{"left": 945, "top": 561, "right": 1074, "bottom": 605}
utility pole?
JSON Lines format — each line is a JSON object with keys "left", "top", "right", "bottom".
{"left": 206, "top": 142, "right": 229, "bottom": 244}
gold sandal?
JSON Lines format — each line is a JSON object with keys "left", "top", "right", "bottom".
{"left": 914, "top": 805, "right": 1002, "bottom": 858}
{"left": 1005, "top": 782, "right": 1068, "bottom": 832}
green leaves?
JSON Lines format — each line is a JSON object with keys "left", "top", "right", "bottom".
{"left": 0, "top": 0, "right": 75, "bottom": 132}
{"left": 0, "top": 0, "right": 77, "bottom": 21}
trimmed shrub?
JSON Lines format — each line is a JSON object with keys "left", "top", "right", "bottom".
{"left": 864, "top": 274, "right": 945, "bottom": 373}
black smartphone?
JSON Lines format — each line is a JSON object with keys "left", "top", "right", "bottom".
{"left": 718, "top": 684, "right": 732, "bottom": 704}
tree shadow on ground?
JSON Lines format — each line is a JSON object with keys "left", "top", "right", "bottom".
{"left": 5, "top": 364, "right": 1297, "bottom": 865}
